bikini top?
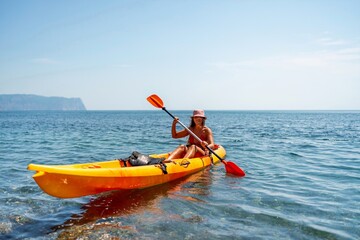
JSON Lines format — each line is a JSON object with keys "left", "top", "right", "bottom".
{"left": 187, "top": 127, "right": 208, "bottom": 146}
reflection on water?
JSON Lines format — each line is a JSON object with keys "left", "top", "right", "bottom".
{"left": 52, "top": 169, "right": 213, "bottom": 239}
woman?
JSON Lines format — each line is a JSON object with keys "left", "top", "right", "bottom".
{"left": 165, "top": 109, "right": 214, "bottom": 161}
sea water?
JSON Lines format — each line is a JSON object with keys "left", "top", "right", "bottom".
{"left": 0, "top": 111, "right": 359, "bottom": 239}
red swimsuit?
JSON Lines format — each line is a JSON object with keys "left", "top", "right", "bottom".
{"left": 187, "top": 127, "right": 208, "bottom": 149}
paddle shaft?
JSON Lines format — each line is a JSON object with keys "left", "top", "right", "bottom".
{"left": 162, "top": 107, "right": 224, "bottom": 162}
{"left": 147, "top": 94, "right": 245, "bottom": 176}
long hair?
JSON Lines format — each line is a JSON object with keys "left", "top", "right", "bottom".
{"left": 190, "top": 117, "right": 205, "bottom": 128}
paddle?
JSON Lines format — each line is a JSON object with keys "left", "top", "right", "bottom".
{"left": 147, "top": 94, "right": 246, "bottom": 177}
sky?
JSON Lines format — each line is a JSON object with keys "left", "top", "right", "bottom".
{"left": 0, "top": 0, "right": 359, "bottom": 110}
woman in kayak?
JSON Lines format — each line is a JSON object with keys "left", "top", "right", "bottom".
{"left": 165, "top": 109, "right": 214, "bottom": 161}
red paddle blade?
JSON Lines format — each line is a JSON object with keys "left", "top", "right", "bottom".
{"left": 223, "top": 160, "right": 246, "bottom": 177}
{"left": 147, "top": 94, "right": 164, "bottom": 108}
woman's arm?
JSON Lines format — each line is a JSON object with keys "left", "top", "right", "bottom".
{"left": 202, "top": 127, "right": 215, "bottom": 149}
{"left": 171, "top": 117, "right": 189, "bottom": 139}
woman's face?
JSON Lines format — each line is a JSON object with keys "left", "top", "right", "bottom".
{"left": 193, "top": 117, "right": 204, "bottom": 126}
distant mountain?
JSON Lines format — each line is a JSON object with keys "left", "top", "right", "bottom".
{"left": 0, "top": 94, "right": 86, "bottom": 111}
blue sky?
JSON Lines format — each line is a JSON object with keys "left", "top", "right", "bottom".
{"left": 1, "top": 0, "right": 359, "bottom": 110}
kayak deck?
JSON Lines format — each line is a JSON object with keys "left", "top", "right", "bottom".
{"left": 27, "top": 145, "right": 226, "bottom": 198}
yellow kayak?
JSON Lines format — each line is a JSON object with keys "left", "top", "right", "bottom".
{"left": 27, "top": 145, "right": 226, "bottom": 198}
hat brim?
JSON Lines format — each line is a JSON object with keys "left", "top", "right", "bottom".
{"left": 192, "top": 115, "right": 206, "bottom": 119}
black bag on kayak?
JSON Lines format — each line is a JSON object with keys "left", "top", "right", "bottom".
{"left": 125, "top": 151, "right": 165, "bottom": 166}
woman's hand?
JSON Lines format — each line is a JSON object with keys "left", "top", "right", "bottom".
{"left": 201, "top": 141, "right": 208, "bottom": 148}
{"left": 201, "top": 141, "right": 211, "bottom": 155}
{"left": 171, "top": 117, "right": 188, "bottom": 138}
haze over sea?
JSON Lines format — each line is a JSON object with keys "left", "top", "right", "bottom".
{"left": 0, "top": 110, "right": 359, "bottom": 239}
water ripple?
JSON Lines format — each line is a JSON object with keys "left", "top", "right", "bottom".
{"left": 1, "top": 111, "right": 359, "bottom": 239}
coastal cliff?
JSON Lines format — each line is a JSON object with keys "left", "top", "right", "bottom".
{"left": 0, "top": 94, "right": 86, "bottom": 111}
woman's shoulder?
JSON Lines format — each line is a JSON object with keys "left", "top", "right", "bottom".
{"left": 203, "top": 126, "right": 213, "bottom": 133}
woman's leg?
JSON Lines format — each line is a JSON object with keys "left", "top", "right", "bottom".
{"left": 183, "top": 145, "right": 206, "bottom": 158}
{"left": 166, "top": 145, "right": 187, "bottom": 160}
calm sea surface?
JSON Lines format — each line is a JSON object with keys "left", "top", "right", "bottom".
{"left": 0, "top": 111, "right": 359, "bottom": 239}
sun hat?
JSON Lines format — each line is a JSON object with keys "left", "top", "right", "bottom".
{"left": 192, "top": 109, "right": 206, "bottom": 119}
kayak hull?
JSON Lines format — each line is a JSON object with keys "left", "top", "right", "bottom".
{"left": 28, "top": 146, "right": 226, "bottom": 198}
